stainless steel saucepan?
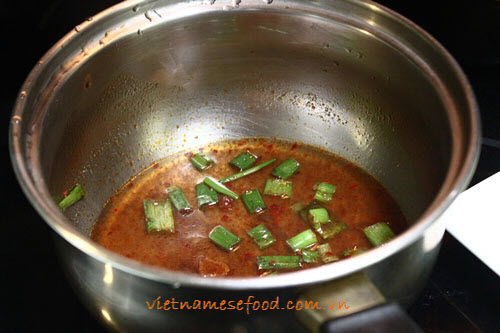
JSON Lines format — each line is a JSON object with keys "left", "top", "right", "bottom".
{"left": 9, "top": 0, "right": 480, "bottom": 331}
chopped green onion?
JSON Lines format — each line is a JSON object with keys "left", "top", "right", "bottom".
{"left": 203, "top": 177, "right": 239, "bottom": 200}
{"left": 272, "top": 158, "right": 300, "bottom": 179}
{"left": 58, "top": 184, "right": 85, "bottom": 212}
{"left": 219, "top": 159, "right": 276, "bottom": 183}
{"left": 209, "top": 225, "right": 241, "bottom": 251}
{"left": 343, "top": 247, "right": 367, "bottom": 258}
{"left": 286, "top": 229, "right": 318, "bottom": 252}
{"left": 298, "top": 200, "right": 324, "bottom": 222}
{"left": 301, "top": 250, "right": 319, "bottom": 263}
{"left": 190, "top": 153, "right": 213, "bottom": 171}
{"left": 257, "top": 256, "right": 301, "bottom": 270}
{"left": 363, "top": 222, "right": 395, "bottom": 246}
{"left": 230, "top": 151, "right": 258, "bottom": 170}
{"left": 298, "top": 201, "right": 347, "bottom": 239}
{"left": 247, "top": 224, "right": 276, "bottom": 249}
{"left": 241, "top": 189, "right": 266, "bottom": 214}
{"left": 167, "top": 186, "right": 193, "bottom": 214}
{"left": 143, "top": 199, "right": 174, "bottom": 233}
{"left": 314, "top": 183, "right": 336, "bottom": 203}
{"left": 195, "top": 183, "right": 218, "bottom": 208}
{"left": 309, "top": 207, "right": 330, "bottom": 223}
{"left": 317, "top": 244, "right": 339, "bottom": 263}
{"left": 313, "top": 220, "right": 347, "bottom": 239}
{"left": 263, "top": 178, "right": 293, "bottom": 198}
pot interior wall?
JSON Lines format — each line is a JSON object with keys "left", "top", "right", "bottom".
{"left": 38, "top": 7, "right": 451, "bottom": 236}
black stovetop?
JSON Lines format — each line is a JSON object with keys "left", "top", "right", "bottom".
{"left": 2, "top": 1, "right": 499, "bottom": 332}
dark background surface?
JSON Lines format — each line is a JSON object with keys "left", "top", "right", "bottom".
{"left": 2, "top": 1, "right": 499, "bottom": 332}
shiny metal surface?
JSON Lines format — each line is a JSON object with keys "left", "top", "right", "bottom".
{"left": 296, "top": 272, "right": 386, "bottom": 332}
{"left": 10, "top": 0, "right": 480, "bottom": 331}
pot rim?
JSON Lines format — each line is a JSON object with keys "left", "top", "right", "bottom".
{"left": 9, "top": 0, "right": 481, "bottom": 290}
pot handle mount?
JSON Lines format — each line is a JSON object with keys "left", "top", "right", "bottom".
{"left": 295, "top": 272, "right": 422, "bottom": 332}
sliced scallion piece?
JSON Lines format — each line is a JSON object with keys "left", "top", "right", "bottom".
{"left": 314, "top": 183, "right": 336, "bottom": 203}
{"left": 58, "top": 184, "right": 85, "bottom": 212}
{"left": 230, "top": 151, "right": 258, "bottom": 170}
{"left": 272, "top": 158, "right": 300, "bottom": 179}
{"left": 143, "top": 199, "right": 174, "bottom": 233}
{"left": 167, "top": 186, "right": 193, "bottom": 215}
{"left": 257, "top": 256, "right": 301, "bottom": 270}
{"left": 343, "top": 247, "right": 368, "bottom": 258}
{"left": 195, "top": 183, "right": 218, "bottom": 208}
{"left": 298, "top": 200, "right": 324, "bottom": 222}
{"left": 241, "top": 189, "right": 266, "bottom": 214}
{"left": 301, "top": 250, "right": 318, "bottom": 263}
{"left": 298, "top": 201, "right": 347, "bottom": 239}
{"left": 190, "top": 153, "right": 213, "bottom": 171}
{"left": 219, "top": 159, "right": 276, "bottom": 183}
{"left": 314, "top": 220, "right": 347, "bottom": 239}
{"left": 309, "top": 207, "right": 330, "bottom": 223}
{"left": 263, "top": 178, "right": 293, "bottom": 198}
{"left": 203, "top": 177, "right": 239, "bottom": 200}
{"left": 317, "top": 244, "right": 339, "bottom": 263}
{"left": 286, "top": 229, "right": 318, "bottom": 252}
{"left": 247, "top": 224, "right": 276, "bottom": 249}
{"left": 209, "top": 225, "right": 241, "bottom": 251}
{"left": 363, "top": 222, "right": 395, "bottom": 246}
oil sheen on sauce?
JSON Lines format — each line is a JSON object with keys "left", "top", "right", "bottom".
{"left": 91, "top": 138, "right": 407, "bottom": 277}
